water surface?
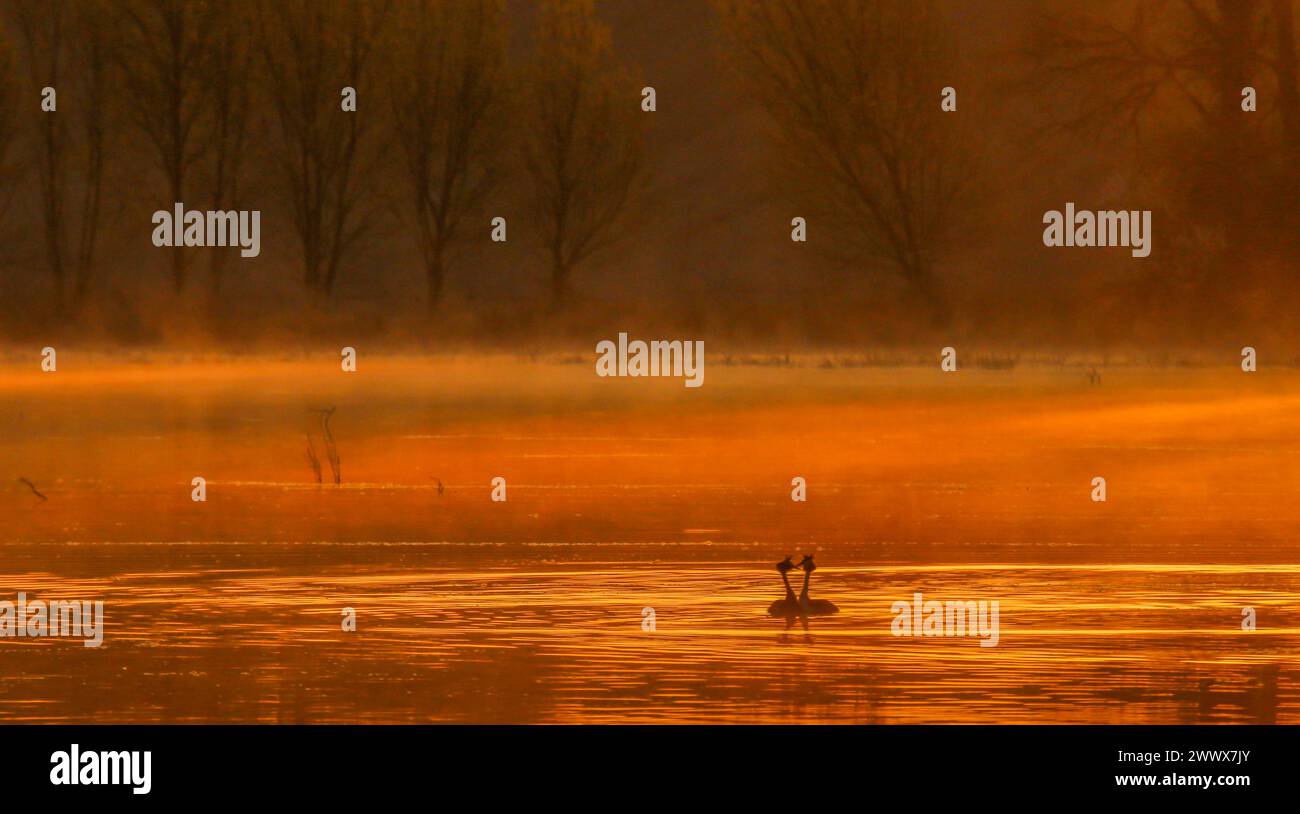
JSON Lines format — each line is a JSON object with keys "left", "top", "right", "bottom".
{"left": 1, "top": 356, "right": 1295, "bottom": 722}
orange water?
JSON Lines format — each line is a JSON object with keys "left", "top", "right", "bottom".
{"left": 0, "top": 356, "right": 1295, "bottom": 722}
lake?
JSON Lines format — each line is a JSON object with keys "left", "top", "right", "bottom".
{"left": 0, "top": 354, "right": 1295, "bottom": 722}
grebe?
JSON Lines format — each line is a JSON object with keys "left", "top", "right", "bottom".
{"left": 768, "top": 556, "right": 801, "bottom": 617}
{"left": 796, "top": 555, "right": 839, "bottom": 615}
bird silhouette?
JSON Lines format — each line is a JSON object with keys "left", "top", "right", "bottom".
{"left": 767, "top": 556, "right": 801, "bottom": 617}
{"left": 795, "top": 554, "right": 839, "bottom": 615}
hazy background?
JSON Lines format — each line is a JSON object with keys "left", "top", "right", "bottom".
{"left": 3, "top": 2, "right": 1298, "bottom": 724}
{"left": 0, "top": 0, "right": 1295, "bottom": 352}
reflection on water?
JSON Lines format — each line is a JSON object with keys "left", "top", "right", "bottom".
{"left": 1, "top": 358, "right": 1299, "bottom": 722}
{"left": 0, "top": 545, "right": 1294, "bottom": 723}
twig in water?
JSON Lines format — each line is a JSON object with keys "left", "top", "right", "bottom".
{"left": 310, "top": 406, "right": 342, "bottom": 485}
{"left": 17, "top": 477, "right": 47, "bottom": 502}
{"left": 305, "top": 435, "right": 323, "bottom": 484}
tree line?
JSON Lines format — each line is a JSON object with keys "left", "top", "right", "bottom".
{"left": 2, "top": 0, "right": 1298, "bottom": 344}
{"left": 0, "top": 0, "right": 645, "bottom": 322}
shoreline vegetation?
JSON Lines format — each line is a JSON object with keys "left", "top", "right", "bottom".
{"left": 0, "top": 347, "right": 1289, "bottom": 371}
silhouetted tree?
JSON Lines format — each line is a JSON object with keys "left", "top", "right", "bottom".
{"left": 70, "top": 2, "right": 112, "bottom": 307}
{"left": 0, "top": 18, "right": 17, "bottom": 233}
{"left": 8, "top": 0, "right": 114, "bottom": 309}
{"left": 718, "top": 0, "right": 968, "bottom": 327}
{"left": 114, "top": 0, "right": 213, "bottom": 292}
{"left": 1022, "top": 0, "right": 1299, "bottom": 322}
{"left": 387, "top": 0, "right": 508, "bottom": 312}
{"left": 200, "top": 3, "right": 254, "bottom": 301}
{"left": 523, "top": 0, "right": 644, "bottom": 307}
{"left": 257, "top": 0, "right": 391, "bottom": 297}
{"left": 1272, "top": 0, "right": 1300, "bottom": 160}
{"left": 11, "top": 1, "right": 68, "bottom": 307}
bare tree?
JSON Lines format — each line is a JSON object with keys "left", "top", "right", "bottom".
{"left": 114, "top": 0, "right": 213, "bottom": 292}
{"left": 523, "top": 0, "right": 644, "bottom": 308}
{"left": 10, "top": 1, "right": 69, "bottom": 307}
{"left": 257, "top": 0, "right": 391, "bottom": 297}
{"left": 0, "top": 18, "right": 17, "bottom": 234}
{"left": 717, "top": 0, "right": 968, "bottom": 326}
{"left": 387, "top": 0, "right": 508, "bottom": 312}
{"left": 69, "top": 1, "right": 112, "bottom": 305}
{"left": 8, "top": 0, "right": 114, "bottom": 310}
{"left": 1021, "top": 0, "right": 1297, "bottom": 319}
{"left": 200, "top": 4, "right": 254, "bottom": 301}
{"left": 1272, "top": 0, "right": 1300, "bottom": 160}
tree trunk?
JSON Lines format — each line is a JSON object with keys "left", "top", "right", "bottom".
{"left": 208, "top": 248, "right": 230, "bottom": 303}
{"left": 426, "top": 245, "right": 445, "bottom": 312}
{"left": 40, "top": 114, "right": 64, "bottom": 313}
{"left": 906, "top": 267, "right": 951, "bottom": 331}
{"left": 550, "top": 255, "right": 569, "bottom": 309}
{"left": 1272, "top": 1, "right": 1300, "bottom": 159}
{"left": 169, "top": 175, "right": 186, "bottom": 291}
{"left": 171, "top": 247, "right": 186, "bottom": 292}
{"left": 1210, "top": 0, "right": 1255, "bottom": 319}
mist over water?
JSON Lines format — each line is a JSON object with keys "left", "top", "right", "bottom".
{"left": 1, "top": 356, "right": 1295, "bottom": 723}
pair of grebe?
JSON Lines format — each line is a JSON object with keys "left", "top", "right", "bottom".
{"left": 768, "top": 554, "right": 839, "bottom": 617}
